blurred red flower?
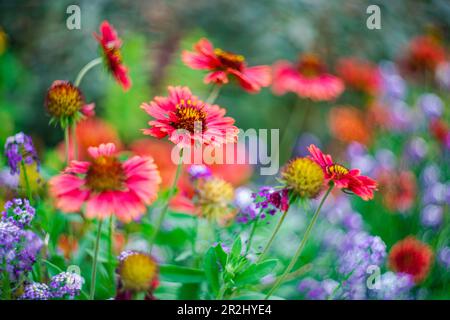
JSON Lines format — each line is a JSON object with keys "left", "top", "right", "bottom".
{"left": 336, "top": 58, "right": 381, "bottom": 96}
{"left": 94, "top": 21, "right": 131, "bottom": 91}
{"left": 272, "top": 54, "right": 344, "bottom": 101}
{"left": 389, "top": 236, "right": 433, "bottom": 283}
{"left": 377, "top": 169, "right": 417, "bottom": 213}
{"left": 182, "top": 38, "right": 271, "bottom": 93}
{"left": 329, "top": 106, "right": 372, "bottom": 146}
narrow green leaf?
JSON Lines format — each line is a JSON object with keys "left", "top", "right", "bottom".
{"left": 203, "top": 247, "right": 221, "bottom": 295}
{"left": 234, "top": 259, "right": 278, "bottom": 286}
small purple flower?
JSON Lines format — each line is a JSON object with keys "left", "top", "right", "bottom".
{"left": 1, "top": 198, "right": 35, "bottom": 228}
{"left": 342, "top": 212, "right": 363, "bottom": 231}
{"left": 406, "top": 137, "right": 428, "bottom": 162}
{"left": 4, "top": 132, "right": 39, "bottom": 175}
{"left": 49, "top": 272, "right": 84, "bottom": 299}
{"left": 379, "top": 61, "right": 407, "bottom": 100}
{"left": 298, "top": 278, "right": 339, "bottom": 300}
{"left": 294, "top": 133, "right": 321, "bottom": 157}
{"left": 234, "top": 187, "right": 259, "bottom": 223}
{"left": 20, "top": 282, "right": 51, "bottom": 300}
{"left": 253, "top": 186, "right": 289, "bottom": 218}
{"left": 371, "top": 272, "right": 414, "bottom": 300}
{"left": 187, "top": 165, "right": 212, "bottom": 180}
{"left": 421, "top": 204, "right": 443, "bottom": 228}
{"left": 417, "top": 93, "right": 443, "bottom": 119}
{"left": 421, "top": 164, "right": 440, "bottom": 186}
{"left": 437, "top": 247, "right": 450, "bottom": 270}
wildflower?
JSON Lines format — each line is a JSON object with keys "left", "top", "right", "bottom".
{"left": 195, "top": 177, "right": 236, "bottom": 225}
{"left": 372, "top": 272, "right": 414, "bottom": 300}
{"left": 418, "top": 93, "right": 443, "bottom": 119}
{"left": 436, "top": 61, "right": 450, "bottom": 90}
{"left": 389, "top": 237, "right": 433, "bottom": 283}
{"left": 141, "top": 86, "right": 238, "bottom": 147}
{"left": 49, "top": 272, "right": 84, "bottom": 299}
{"left": 117, "top": 250, "right": 158, "bottom": 298}
{"left": 1, "top": 198, "right": 35, "bottom": 228}
{"left": 329, "top": 106, "right": 372, "bottom": 146}
{"left": 272, "top": 54, "right": 344, "bottom": 101}
{"left": 45, "top": 80, "right": 91, "bottom": 128}
{"left": 308, "top": 144, "right": 377, "bottom": 200}
{"left": 400, "top": 35, "right": 446, "bottom": 76}
{"left": 182, "top": 38, "right": 271, "bottom": 93}
{"left": 430, "top": 119, "right": 450, "bottom": 150}
{"left": 298, "top": 278, "right": 339, "bottom": 300}
{"left": 437, "top": 247, "right": 450, "bottom": 270}
{"left": 94, "top": 21, "right": 131, "bottom": 91}
{"left": 377, "top": 170, "right": 416, "bottom": 213}
{"left": 421, "top": 204, "right": 443, "bottom": 228}
{"left": 49, "top": 143, "right": 161, "bottom": 223}
{"left": 188, "top": 164, "right": 212, "bottom": 181}
{"left": 379, "top": 61, "right": 407, "bottom": 100}
{"left": 281, "top": 157, "right": 325, "bottom": 199}
{"left": 20, "top": 283, "right": 51, "bottom": 300}
{"left": 253, "top": 186, "right": 289, "bottom": 218}
{"left": 4, "top": 132, "right": 39, "bottom": 176}
{"left": 234, "top": 187, "right": 259, "bottom": 223}
{"left": 336, "top": 58, "right": 381, "bottom": 96}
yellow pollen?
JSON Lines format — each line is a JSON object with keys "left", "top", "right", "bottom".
{"left": 326, "top": 164, "right": 349, "bottom": 179}
{"left": 119, "top": 252, "right": 158, "bottom": 292}
{"left": 214, "top": 48, "right": 245, "bottom": 70}
{"left": 282, "top": 158, "right": 325, "bottom": 198}
{"left": 85, "top": 156, "right": 125, "bottom": 192}
{"left": 298, "top": 54, "right": 325, "bottom": 78}
{"left": 196, "top": 177, "right": 235, "bottom": 224}
{"left": 45, "top": 81, "right": 84, "bottom": 119}
{"left": 173, "top": 100, "right": 207, "bottom": 133}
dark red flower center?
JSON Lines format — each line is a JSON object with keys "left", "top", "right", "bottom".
{"left": 297, "top": 54, "right": 325, "bottom": 78}
{"left": 86, "top": 156, "right": 125, "bottom": 192}
{"left": 214, "top": 48, "right": 245, "bottom": 71}
{"left": 173, "top": 99, "right": 207, "bottom": 133}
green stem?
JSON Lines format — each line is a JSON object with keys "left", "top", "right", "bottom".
{"left": 89, "top": 219, "right": 103, "bottom": 300}
{"left": 206, "top": 85, "right": 221, "bottom": 104}
{"left": 245, "top": 216, "right": 260, "bottom": 255}
{"left": 108, "top": 215, "right": 115, "bottom": 287}
{"left": 72, "top": 123, "right": 78, "bottom": 161}
{"left": 257, "top": 209, "right": 289, "bottom": 263}
{"left": 20, "top": 161, "right": 32, "bottom": 201}
{"left": 264, "top": 184, "right": 334, "bottom": 299}
{"left": 64, "top": 126, "right": 70, "bottom": 164}
{"left": 74, "top": 57, "right": 102, "bottom": 87}
{"left": 216, "top": 284, "right": 227, "bottom": 300}
{"left": 149, "top": 149, "right": 184, "bottom": 252}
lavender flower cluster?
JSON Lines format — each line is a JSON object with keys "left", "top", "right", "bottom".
{"left": 21, "top": 272, "right": 84, "bottom": 300}
{"left": 0, "top": 199, "right": 42, "bottom": 282}
{"left": 4, "top": 132, "right": 39, "bottom": 175}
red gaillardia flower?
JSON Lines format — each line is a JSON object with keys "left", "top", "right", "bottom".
{"left": 307, "top": 144, "right": 377, "bottom": 200}
{"left": 400, "top": 35, "right": 446, "bottom": 76}
{"left": 336, "top": 57, "right": 381, "bottom": 96}
{"left": 94, "top": 21, "right": 131, "bottom": 91}
{"left": 45, "top": 80, "right": 95, "bottom": 127}
{"left": 49, "top": 143, "right": 161, "bottom": 223}
{"left": 141, "top": 86, "right": 238, "bottom": 147}
{"left": 272, "top": 54, "right": 344, "bottom": 101}
{"left": 389, "top": 236, "right": 434, "bottom": 283}
{"left": 329, "top": 106, "right": 373, "bottom": 146}
{"left": 182, "top": 38, "right": 271, "bottom": 93}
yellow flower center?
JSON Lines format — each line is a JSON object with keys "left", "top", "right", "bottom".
{"left": 282, "top": 158, "right": 325, "bottom": 198}
{"left": 326, "top": 164, "right": 349, "bottom": 179}
{"left": 45, "top": 81, "right": 84, "bottom": 118}
{"left": 214, "top": 48, "right": 245, "bottom": 70}
{"left": 196, "top": 177, "right": 235, "bottom": 222}
{"left": 119, "top": 253, "right": 157, "bottom": 292}
{"left": 173, "top": 99, "right": 207, "bottom": 133}
{"left": 85, "top": 156, "right": 125, "bottom": 192}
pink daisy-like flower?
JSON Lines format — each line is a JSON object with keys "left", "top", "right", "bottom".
{"left": 272, "top": 54, "right": 344, "bottom": 101}
{"left": 141, "top": 86, "right": 238, "bottom": 147}
{"left": 182, "top": 38, "right": 271, "bottom": 93}
{"left": 307, "top": 144, "right": 377, "bottom": 200}
{"left": 49, "top": 143, "right": 161, "bottom": 223}
{"left": 94, "top": 21, "right": 131, "bottom": 91}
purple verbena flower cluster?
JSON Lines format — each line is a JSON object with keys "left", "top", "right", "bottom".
{"left": 234, "top": 187, "right": 259, "bottom": 223}
{"left": 20, "top": 282, "right": 52, "bottom": 300}
{"left": 2, "top": 198, "right": 35, "bottom": 228}
{"left": 4, "top": 132, "right": 39, "bottom": 175}
{"left": 49, "top": 272, "right": 84, "bottom": 299}
{"left": 253, "top": 186, "right": 289, "bottom": 219}
{"left": 187, "top": 165, "right": 212, "bottom": 181}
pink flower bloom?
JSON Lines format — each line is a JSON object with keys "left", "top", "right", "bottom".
{"left": 81, "top": 103, "right": 95, "bottom": 118}
{"left": 182, "top": 38, "right": 271, "bottom": 93}
{"left": 307, "top": 144, "right": 377, "bottom": 200}
{"left": 141, "top": 86, "right": 238, "bottom": 147}
{"left": 272, "top": 54, "right": 344, "bottom": 101}
{"left": 94, "top": 21, "right": 131, "bottom": 91}
{"left": 49, "top": 143, "right": 161, "bottom": 223}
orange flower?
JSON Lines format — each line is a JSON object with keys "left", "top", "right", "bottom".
{"left": 57, "top": 234, "right": 79, "bottom": 260}
{"left": 328, "top": 106, "right": 372, "bottom": 145}
{"left": 389, "top": 237, "right": 433, "bottom": 283}
{"left": 377, "top": 170, "right": 417, "bottom": 213}
{"left": 336, "top": 58, "right": 381, "bottom": 96}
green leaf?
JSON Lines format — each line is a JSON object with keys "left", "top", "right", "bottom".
{"left": 233, "top": 291, "right": 285, "bottom": 300}
{"left": 230, "top": 237, "right": 242, "bottom": 261}
{"left": 214, "top": 243, "right": 227, "bottom": 268}
{"left": 234, "top": 259, "right": 278, "bottom": 286}
{"left": 204, "top": 247, "right": 221, "bottom": 295}
{"left": 159, "top": 264, "right": 205, "bottom": 283}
